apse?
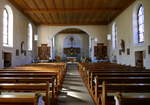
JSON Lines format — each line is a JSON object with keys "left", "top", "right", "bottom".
{"left": 54, "top": 28, "right": 89, "bottom": 61}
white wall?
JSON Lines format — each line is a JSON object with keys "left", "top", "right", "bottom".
{"left": 108, "top": 0, "right": 150, "bottom": 69}
{"left": 38, "top": 25, "right": 108, "bottom": 45}
{"left": 37, "top": 25, "right": 108, "bottom": 60}
{"left": 0, "top": 0, "right": 37, "bottom": 68}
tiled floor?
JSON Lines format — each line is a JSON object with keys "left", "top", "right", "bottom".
{"left": 57, "top": 63, "right": 95, "bottom": 105}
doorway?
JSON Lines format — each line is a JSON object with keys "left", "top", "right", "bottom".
{"left": 3, "top": 52, "right": 12, "bottom": 68}
{"left": 135, "top": 51, "right": 144, "bottom": 68}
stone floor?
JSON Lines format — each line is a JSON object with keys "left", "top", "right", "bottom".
{"left": 57, "top": 63, "right": 95, "bottom": 105}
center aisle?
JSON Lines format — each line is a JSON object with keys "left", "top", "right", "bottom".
{"left": 57, "top": 63, "right": 95, "bottom": 105}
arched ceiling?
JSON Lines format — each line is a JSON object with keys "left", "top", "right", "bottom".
{"left": 9, "top": 0, "right": 135, "bottom": 25}
{"left": 58, "top": 28, "right": 86, "bottom": 34}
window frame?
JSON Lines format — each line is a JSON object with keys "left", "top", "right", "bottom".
{"left": 27, "top": 23, "right": 33, "bottom": 51}
{"left": 137, "top": 5, "right": 144, "bottom": 43}
{"left": 3, "top": 8, "right": 9, "bottom": 45}
{"left": 112, "top": 23, "right": 117, "bottom": 49}
{"left": 3, "top": 5, "right": 13, "bottom": 47}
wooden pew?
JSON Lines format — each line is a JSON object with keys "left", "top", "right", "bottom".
{"left": 88, "top": 72, "right": 150, "bottom": 93}
{"left": 0, "top": 83, "right": 50, "bottom": 105}
{"left": 0, "top": 94, "right": 36, "bottom": 105}
{"left": 117, "top": 94, "right": 150, "bottom": 105}
{"left": 95, "top": 77, "right": 150, "bottom": 105}
{"left": 0, "top": 73, "right": 58, "bottom": 96}
{"left": 79, "top": 62, "right": 150, "bottom": 88}
{"left": 80, "top": 69, "right": 150, "bottom": 92}
{"left": 0, "top": 77, "right": 54, "bottom": 105}
{"left": 78, "top": 62, "right": 150, "bottom": 105}
{"left": 0, "top": 63, "right": 67, "bottom": 105}
{"left": 1, "top": 64, "right": 66, "bottom": 89}
{"left": 0, "top": 72, "right": 57, "bottom": 90}
{"left": 0, "top": 63, "right": 67, "bottom": 96}
{"left": 0, "top": 70, "right": 61, "bottom": 90}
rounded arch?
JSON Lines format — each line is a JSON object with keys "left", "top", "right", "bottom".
{"left": 52, "top": 26, "right": 92, "bottom": 38}
{"left": 52, "top": 27, "right": 91, "bottom": 60}
{"left": 4, "top": 5, "right": 13, "bottom": 25}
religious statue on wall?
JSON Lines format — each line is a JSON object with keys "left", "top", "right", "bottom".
{"left": 120, "top": 39, "right": 125, "bottom": 53}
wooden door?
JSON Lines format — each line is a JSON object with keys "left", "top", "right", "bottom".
{"left": 135, "top": 51, "right": 144, "bottom": 68}
{"left": 3, "top": 52, "right": 12, "bottom": 67}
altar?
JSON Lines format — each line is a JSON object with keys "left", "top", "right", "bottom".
{"left": 67, "top": 57, "right": 77, "bottom": 62}
{"left": 63, "top": 36, "right": 81, "bottom": 61}
{"left": 64, "top": 48, "right": 80, "bottom": 56}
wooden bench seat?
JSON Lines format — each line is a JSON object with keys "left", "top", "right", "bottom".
{"left": 0, "top": 63, "right": 67, "bottom": 105}
{"left": 88, "top": 72, "right": 150, "bottom": 91}
{"left": 0, "top": 69, "right": 63, "bottom": 89}
{"left": 0, "top": 83, "right": 50, "bottom": 105}
{"left": 117, "top": 95, "right": 150, "bottom": 105}
{"left": 1, "top": 63, "right": 66, "bottom": 88}
{"left": 78, "top": 62, "right": 150, "bottom": 105}
{"left": 0, "top": 94, "right": 36, "bottom": 105}
{"left": 94, "top": 77, "right": 150, "bottom": 105}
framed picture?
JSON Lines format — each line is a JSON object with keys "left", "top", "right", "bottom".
{"left": 16, "top": 49, "right": 19, "bottom": 56}
{"left": 127, "top": 48, "right": 130, "bottom": 55}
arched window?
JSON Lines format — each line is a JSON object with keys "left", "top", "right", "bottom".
{"left": 137, "top": 5, "right": 144, "bottom": 43}
{"left": 112, "top": 23, "right": 117, "bottom": 49}
{"left": 3, "top": 5, "right": 13, "bottom": 47}
{"left": 27, "top": 23, "right": 33, "bottom": 51}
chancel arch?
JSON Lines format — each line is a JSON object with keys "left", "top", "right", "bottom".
{"left": 52, "top": 28, "right": 90, "bottom": 61}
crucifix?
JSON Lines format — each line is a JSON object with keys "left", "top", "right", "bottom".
{"left": 70, "top": 37, "right": 74, "bottom": 48}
